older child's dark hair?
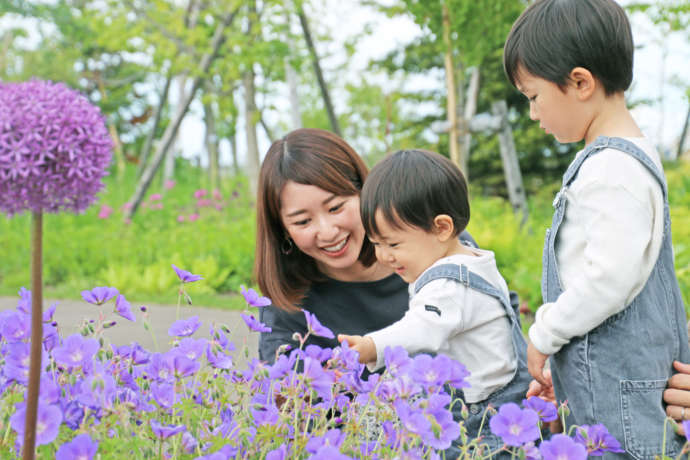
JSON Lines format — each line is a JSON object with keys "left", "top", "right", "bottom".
{"left": 361, "top": 149, "right": 470, "bottom": 238}
{"left": 255, "top": 128, "right": 375, "bottom": 312}
{"left": 503, "top": 0, "right": 633, "bottom": 95}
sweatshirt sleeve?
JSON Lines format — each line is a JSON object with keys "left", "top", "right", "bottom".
{"left": 365, "top": 279, "right": 464, "bottom": 371}
{"left": 529, "top": 178, "right": 656, "bottom": 355}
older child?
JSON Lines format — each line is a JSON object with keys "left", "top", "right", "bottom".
{"left": 338, "top": 149, "right": 531, "bottom": 454}
{"left": 504, "top": 0, "right": 690, "bottom": 456}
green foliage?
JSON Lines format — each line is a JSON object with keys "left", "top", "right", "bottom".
{"left": 0, "top": 162, "right": 255, "bottom": 309}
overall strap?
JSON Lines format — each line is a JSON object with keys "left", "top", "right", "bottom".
{"left": 562, "top": 136, "right": 667, "bottom": 198}
{"left": 413, "top": 263, "right": 514, "bottom": 317}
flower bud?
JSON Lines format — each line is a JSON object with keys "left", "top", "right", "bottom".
{"left": 140, "top": 306, "right": 147, "bottom": 312}
{"left": 558, "top": 401, "right": 570, "bottom": 419}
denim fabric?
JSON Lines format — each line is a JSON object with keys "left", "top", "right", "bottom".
{"left": 542, "top": 136, "right": 690, "bottom": 459}
{"left": 414, "top": 263, "right": 531, "bottom": 459}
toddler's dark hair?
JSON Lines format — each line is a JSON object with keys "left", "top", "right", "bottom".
{"left": 361, "top": 149, "right": 469, "bottom": 238}
{"left": 504, "top": 0, "right": 633, "bottom": 95}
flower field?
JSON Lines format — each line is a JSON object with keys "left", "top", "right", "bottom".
{"left": 0, "top": 269, "right": 655, "bottom": 459}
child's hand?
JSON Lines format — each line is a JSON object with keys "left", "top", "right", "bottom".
{"left": 526, "top": 370, "right": 562, "bottom": 433}
{"left": 337, "top": 334, "right": 377, "bottom": 364}
{"left": 527, "top": 342, "right": 552, "bottom": 388}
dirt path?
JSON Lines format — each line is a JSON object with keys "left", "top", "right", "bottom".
{"left": 0, "top": 296, "right": 259, "bottom": 367}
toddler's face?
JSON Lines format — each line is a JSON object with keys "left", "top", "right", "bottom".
{"left": 515, "top": 66, "right": 589, "bottom": 144}
{"left": 368, "top": 211, "right": 446, "bottom": 284}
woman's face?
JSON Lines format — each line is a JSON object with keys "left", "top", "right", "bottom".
{"left": 279, "top": 180, "right": 366, "bottom": 281}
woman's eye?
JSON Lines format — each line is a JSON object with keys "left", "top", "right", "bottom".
{"left": 293, "top": 219, "right": 310, "bottom": 226}
{"left": 389, "top": 243, "right": 399, "bottom": 248}
{"left": 329, "top": 203, "right": 344, "bottom": 212}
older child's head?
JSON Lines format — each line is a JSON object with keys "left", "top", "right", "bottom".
{"left": 360, "top": 150, "right": 470, "bottom": 283}
{"left": 503, "top": 0, "right": 633, "bottom": 96}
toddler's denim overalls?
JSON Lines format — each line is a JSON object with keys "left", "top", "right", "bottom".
{"left": 543, "top": 136, "right": 690, "bottom": 459}
{"left": 413, "top": 263, "right": 532, "bottom": 459}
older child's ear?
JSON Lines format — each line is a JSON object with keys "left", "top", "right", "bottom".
{"left": 433, "top": 215, "right": 455, "bottom": 241}
{"left": 569, "top": 67, "right": 596, "bottom": 101}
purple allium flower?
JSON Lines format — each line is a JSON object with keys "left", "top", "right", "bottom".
{"left": 303, "top": 310, "right": 334, "bottom": 339}
{"left": 540, "top": 434, "right": 587, "bottom": 460}
{"left": 240, "top": 313, "right": 271, "bottom": 333}
{"left": 114, "top": 294, "right": 136, "bottom": 322}
{"left": 81, "top": 286, "right": 119, "bottom": 305}
{"left": 240, "top": 285, "right": 271, "bottom": 307}
{"left": 573, "top": 424, "right": 624, "bottom": 456}
{"left": 52, "top": 333, "right": 99, "bottom": 369}
{"left": 168, "top": 316, "right": 202, "bottom": 337}
{"left": 56, "top": 433, "right": 99, "bottom": 460}
{"left": 489, "top": 402, "right": 540, "bottom": 447}
{"left": 0, "top": 80, "right": 112, "bottom": 215}
{"left": 150, "top": 419, "right": 186, "bottom": 439}
{"left": 523, "top": 396, "right": 558, "bottom": 422}
{"left": 10, "top": 402, "right": 63, "bottom": 446}
{"left": 171, "top": 264, "right": 203, "bottom": 283}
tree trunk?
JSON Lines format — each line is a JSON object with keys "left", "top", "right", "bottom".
{"left": 442, "top": 2, "right": 460, "bottom": 170}
{"left": 230, "top": 132, "right": 239, "bottom": 176}
{"left": 138, "top": 71, "right": 172, "bottom": 179}
{"left": 244, "top": 67, "right": 260, "bottom": 197}
{"left": 459, "top": 66, "right": 480, "bottom": 178}
{"left": 298, "top": 7, "right": 341, "bottom": 136}
{"left": 677, "top": 102, "right": 690, "bottom": 159}
{"left": 125, "top": 8, "right": 239, "bottom": 219}
{"left": 285, "top": 11, "right": 302, "bottom": 130}
{"left": 203, "top": 90, "right": 220, "bottom": 191}
{"left": 244, "top": 0, "right": 261, "bottom": 197}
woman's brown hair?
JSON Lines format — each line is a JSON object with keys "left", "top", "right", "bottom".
{"left": 254, "top": 128, "right": 376, "bottom": 312}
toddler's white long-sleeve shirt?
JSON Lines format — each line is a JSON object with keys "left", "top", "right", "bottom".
{"left": 529, "top": 137, "right": 665, "bottom": 355}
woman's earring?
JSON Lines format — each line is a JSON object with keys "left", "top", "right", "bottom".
{"left": 281, "top": 236, "right": 294, "bottom": 255}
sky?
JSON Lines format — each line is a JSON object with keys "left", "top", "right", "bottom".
{"left": 2, "top": 0, "right": 689, "bottom": 166}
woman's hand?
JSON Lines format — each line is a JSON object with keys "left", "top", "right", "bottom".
{"left": 526, "top": 370, "right": 563, "bottom": 433}
{"left": 337, "top": 334, "right": 377, "bottom": 364}
{"left": 665, "top": 360, "right": 690, "bottom": 435}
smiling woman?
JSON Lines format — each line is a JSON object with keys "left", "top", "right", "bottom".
{"left": 254, "top": 128, "right": 480, "bottom": 364}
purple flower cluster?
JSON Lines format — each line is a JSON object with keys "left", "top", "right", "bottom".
{"left": 0, "top": 282, "right": 635, "bottom": 459}
{"left": 0, "top": 80, "right": 112, "bottom": 215}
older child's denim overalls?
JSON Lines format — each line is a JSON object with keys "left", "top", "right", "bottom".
{"left": 543, "top": 136, "right": 690, "bottom": 459}
{"left": 413, "top": 263, "right": 532, "bottom": 458}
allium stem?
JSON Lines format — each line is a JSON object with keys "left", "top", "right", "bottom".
{"left": 23, "top": 211, "right": 43, "bottom": 460}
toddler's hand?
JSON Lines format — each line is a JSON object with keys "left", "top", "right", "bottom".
{"left": 527, "top": 342, "right": 552, "bottom": 388}
{"left": 338, "top": 334, "right": 377, "bottom": 364}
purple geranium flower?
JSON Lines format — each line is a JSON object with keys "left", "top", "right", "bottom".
{"left": 81, "top": 286, "right": 119, "bottom": 305}
{"left": 410, "top": 354, "right": 449, "bottom": 389}
{"left": 574, "top": 424, "right": 624, "bottom": 456}
{"left": 523, "top": 396, "right": 558, "bottom": 422}
{"left": 241, "top": 313, "right": 272, "bottom": 333}
{"left": 240, "top": 285, "right": 271, "bottom": 307}
{"left": 303, "top": 310, "right": 334, "bottom": 339}
{"left": 10, "top": 402, "right": 63, "bottom": 446}
{"left": 171, "top": 264, "right": 203, "bottom": 283}
{"left": 0, "top": 310, "right": 30, "bottom": 342}
{"left": 150, "top": 382, "right": 177, "bottom": 409}
{"left": 173, "top": 338, "right": 207, "bottom": 361}
{"left": 540, "top": 434, "right": 587, "bottom": 460}
{"left": 114, "top": 294, "right": 136, "bottom": 322}
{"left": 51, "top": 333, "right": 99, "bottom": 369}
{"left": 383, "top": 346, "right": 412, "bottom": 377}
{"left": 171, "top": 355, "right": 200, "bottom": 378}
{"left": 0, "top": 80, "right": 112, "bottom": 216}
{"left": 56, "top": 433, "right": 99, "bottom": 460}
{"left": 150, "top": 419, "right": 186, "bottom": 439}
{"left": 306, "top": 429, "right": 346, "bottom": 453}
{"left": 489, "top": 402, "right": 540, "bottom": 447}
{"left": 684, "top": 420, "right": 690, "bottom": 441}
{"left": 266, "top": 444, "right": 288, "bottom": 460}
{"left": 168, "top": 316, "right": 202, "bottom": 337}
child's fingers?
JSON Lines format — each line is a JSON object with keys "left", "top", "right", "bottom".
{"left": 526, "top": 379, "right": 543, "bottom": 398}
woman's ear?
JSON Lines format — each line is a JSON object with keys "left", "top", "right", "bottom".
{"left": 568, "top": 67, "right": 596, "bottom": 101}
{"left": 433, "top": 215, "right": 455, "bottom": 242}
